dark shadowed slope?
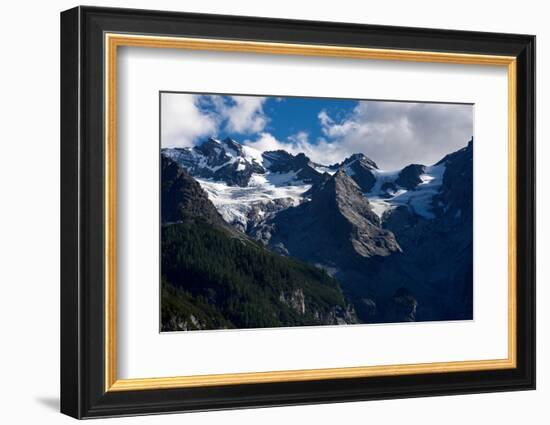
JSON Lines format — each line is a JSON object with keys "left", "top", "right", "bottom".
{"left": 160, "top": 155, "right": 358, "bottom": 331}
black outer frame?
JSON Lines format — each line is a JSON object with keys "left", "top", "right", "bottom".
{"left": 60, "top": 5, "right": 536, "bottom": 419}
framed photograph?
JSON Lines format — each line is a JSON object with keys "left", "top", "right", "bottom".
{"left": 60, "top": 6, "right": 535, "bottom": 419}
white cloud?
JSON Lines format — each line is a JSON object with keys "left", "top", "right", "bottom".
{"left": 318, "top": 110, "right": 332, "bottom": 128}
{"left": 161, "top": 94, "right": 269, "bottom": 148}
{"left": 245, "top": 102, "right": 472, "bottom": 169}
{"left": 288, "top": 131, "right": 309, "bottom": 145}
{"left": 316, "top": 101, "right": 473, "bottom": 169}
{"left": 296, "top": 139, "right": 349, "bottom": 166}
{"left": 225, "top": 96, "right": 268, "bottom": 134}
{"left": 243, "top": 132, "right": 287, "bottom": 152}
{"left": 207, "top": 95, "right": 268, "bottom": 134}
{"left": 161, "top": 93, "right": 218, "bottom": 148}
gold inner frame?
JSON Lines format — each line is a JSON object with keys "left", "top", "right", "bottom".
{"left": 104, "top": 33, "right": 518, "bottom": 392}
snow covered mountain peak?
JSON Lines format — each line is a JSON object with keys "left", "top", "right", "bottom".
{"left": 338, "top": 153, "right": 379, "bottom": 170}
{"left": 162, "top": 137, "right": 472, "bottom": 230}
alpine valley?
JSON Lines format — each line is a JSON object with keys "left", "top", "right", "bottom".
{"left": 161, "top": 136, "right": 473, "bottom": 331}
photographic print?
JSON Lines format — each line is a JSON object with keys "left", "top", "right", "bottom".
{"left": 160, "top": 92, "right": 474, "bottom": 332}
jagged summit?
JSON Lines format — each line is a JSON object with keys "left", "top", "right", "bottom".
{"left": 264, "top": 164, "right": 401, "bottom": 264}
{"left": 435, "top": 137, "right": 473, "bottom": 166}
{"left": 162, "top": 136, "right": 472, "bottom": 226}
{"left": 262, "top": 149, "right": 312, "bottom": 172}
{"left": 338, "top": 153, "right": 378, "bottom": 170}
{"left": 220, "top": 137, "right": 243, "bottom": 154}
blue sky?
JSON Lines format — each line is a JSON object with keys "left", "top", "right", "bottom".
{"left": 197, "top": 95, "right": 358, "bottom": 146}
{"left": 161, "top": 92, "right": 473, "bottom": 169}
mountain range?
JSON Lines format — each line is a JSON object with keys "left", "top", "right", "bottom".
{"left": 161, "top": 136, "right": 473, "bottom": 328}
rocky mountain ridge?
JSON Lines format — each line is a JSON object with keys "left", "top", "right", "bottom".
{"left": 162, "top": 137, "right": 474, "bottom": 323}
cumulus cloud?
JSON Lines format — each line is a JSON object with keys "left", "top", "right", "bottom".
{"left": 196, "top": 95, "right": 267, "bottom": 135}
{"left": 247, "top": 101, "right": 472, "bottom": 169}
{"left": 243, "top": 132, "right": 287, "bottom": 152}
{"left": 316, "top": 101, "right": 473, "bottom": 169}
{"left": 217, "top": 96, "right": 268, "bottom": 134}
{"left": 161, "top": 93, "right": 218, "bottom": 148}
{"left": 161, "top": 94, "right": 269, "bottom": 148}
{"left": 288, "top": 131, "right": 309, "bottom": 145}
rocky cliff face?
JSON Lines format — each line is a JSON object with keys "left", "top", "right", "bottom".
{"left": 336, "top": 153, "right": 379, "bottom": 192}
{"left": 263, "top": 150, "right": 325, "bottom": 185}
{"left": 161, "top": 155, "right": 241, "bottom": 237}
{"left": 345, "top": 140, "right": 473, "bottom": 322}
{"left": 260, "top": 169, "right": 401, "bottom": 268}
{"left": 395, "top": 164, "right": 426, "bottom": 190}
{"left": 376, "top": 140, "right": 474, "bottom": 321}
